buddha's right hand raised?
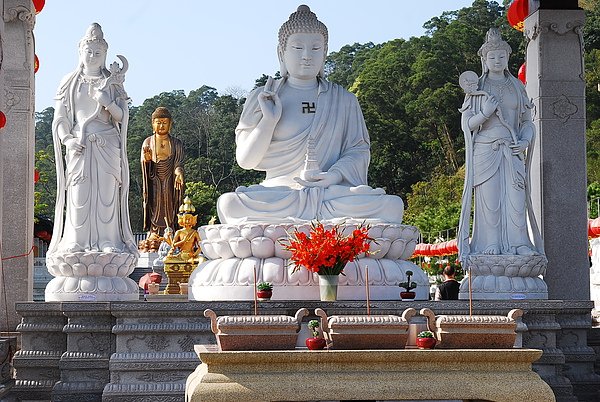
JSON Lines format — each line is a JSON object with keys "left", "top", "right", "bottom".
{"left": 142, "top": 145, "right": 152, "bottom": 162}
{"left": 257, "top": 76, "right": 282, "bottom": 123}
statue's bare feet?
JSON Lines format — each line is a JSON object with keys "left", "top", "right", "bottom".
{"left": 516, "top": 245, "right": 536, "bottom": 256}
{"left": 64, "top": 244, "right": 83, "bottom": 253}
{"left": 483, "top": 245, "right": 500, "bottom": 255}
{"left": 102, "top": 246, "right": 121, "bottom": 253}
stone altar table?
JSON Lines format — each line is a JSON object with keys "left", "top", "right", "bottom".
{"left": 186, "top": 345, "right": 555, "bottom": 402}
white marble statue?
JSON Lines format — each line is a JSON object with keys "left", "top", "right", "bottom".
{"left": 45, "top": 23, "right": 138, "bottom": 301}
{"left": 457, "top": 28, "right": 547, "bottom": 300}
{"left": 189, "top": 5, "right": 426, "bottom": 302}
{"left": 216, "top": 5, "right": 404, "bottom": 224}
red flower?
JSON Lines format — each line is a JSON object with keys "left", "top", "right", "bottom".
{"left": 283, "top": 222, "right": 372, "bottom": 276}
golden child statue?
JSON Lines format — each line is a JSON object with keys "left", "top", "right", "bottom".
{"left": 165, "top": 197, "right": 201, "bottom": 264}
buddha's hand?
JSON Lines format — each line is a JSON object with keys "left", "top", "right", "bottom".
{"left": 257, "top": 76, "right": 282, "bottom": 123}
{"left": 174, "top": 171, "right": 184, "bottom": 190}
{"left": 143, "top": 145, "right": 152, "bottom": 162}
{"left": 481, "top": 96, "right": 499, "bottom": 118}
{"left": 509, "top": 140, "right": 529, "bottom": 155}
{"left": 294, "top": 171, "right": 342, "bottom": 188}
{"left": 64, "top": 138, "right": 85, "bottom": 154}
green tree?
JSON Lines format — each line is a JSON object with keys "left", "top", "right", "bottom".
{"left": 324, "top": 42, "right": 380, "bottom": 88}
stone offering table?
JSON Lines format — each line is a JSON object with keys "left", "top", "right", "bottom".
{"left": 186, "top": 345, "right": 555, "bottom": 402}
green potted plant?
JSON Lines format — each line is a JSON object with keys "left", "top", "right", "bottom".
{"left": 399, "top": 270, "right": 417, "bottom": 300}
{"left": 305, "top": 319, "right": 327, "bottom": 350}
{"left": 416, "top": 330, "right": 436, "bottom": 349}
{"left": 256, "top": 282, "right": 273, "bottom": 301}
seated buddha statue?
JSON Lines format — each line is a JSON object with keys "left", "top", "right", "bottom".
{"left": 217, "top": 5, "right": 405, "bottom": 224}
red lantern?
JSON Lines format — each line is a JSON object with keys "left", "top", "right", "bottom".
{"left": 0, "top": 111, "right": 6, "bottom": 129}
{"left": 32, "top": 0, "right": 45, "bottom": 14}
{"left": 34, "top": 54, "right": 39, "bottom": 74}
{"left": 34, "top": 169, "right": 40, "bottom": 183}
{"left": 589, "top": 218, "right": 600, "bottom": 238}
{"left": 518, "top": 62, "right": 526, "bottom": 84}
{"left": 507, "top": 0, "right": 529, "bottom": 32}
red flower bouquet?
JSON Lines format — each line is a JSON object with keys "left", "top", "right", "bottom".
{"left": 285, "top": 223, "right": 372, "bottom": 276}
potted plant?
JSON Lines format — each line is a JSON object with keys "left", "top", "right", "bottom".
{"left": 399, "top": 270, "right": 417, "bottom": 300}
{"left": 416, "top": 330, "right": 436, "bottom": 349}
{"left": 256, "top": 282, "right": 273, "bottom": 301}
{"left": 305, "top": 319, "right": 327, "bottom": 350}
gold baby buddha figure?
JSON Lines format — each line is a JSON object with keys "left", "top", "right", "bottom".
{"left": 163, "top": 197, "right": 202, "bottom": 294}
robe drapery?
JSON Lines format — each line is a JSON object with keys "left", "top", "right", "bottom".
{"left": 457, "top": 72, "right": 543, "bottom": 261}
{"left": 141, "top": 135, "right": 185, "bottom": 235}
{"left": 217, "top": 77, "right": 404, "bottom": 224}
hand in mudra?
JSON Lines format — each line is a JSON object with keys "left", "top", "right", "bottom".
{"left": 64, "top": 138, "right": 85, "bottom": 154}
{"left": 143, "top": 146, "right": 152, "bottom": 162}
{"left": 294, "top": 171, "right": 342, "bottom": 188}
{"left": 257, "top": 76, "right": 282, "bottom": 123}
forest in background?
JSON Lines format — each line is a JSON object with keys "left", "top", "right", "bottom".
{"left": 33, "top": 0, "right": 600, "bottom": 240}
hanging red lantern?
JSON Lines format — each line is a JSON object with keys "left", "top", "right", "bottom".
{"left": 34, "top": 54, "right": 39, "bottom": 74}
{"left": 518, "top": 62, "right": 526, "bottom": 84}
{"left": 589, "top": 217, "right": 600, "bottom": 238}
{"left": 0, "top": 111, "right": 6, "bottom": 129}
{"left": 34, "top": 169, "right": 40, "bottom": 184}
{"left": 507, "top": 0, "right": 528, "bottom": 32}
{"left": 32, "top": 0, "right": 45, "bottom": 14}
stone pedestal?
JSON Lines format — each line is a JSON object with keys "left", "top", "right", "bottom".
{"left": 189, "top": 223, "right": 428, "bottom": 301}
{"left": 0, "top": 0, "right": 36, "bottom": 332}
{"left": 0, "top": 337, "right": 16, "bottom": 400}
{"left": 525, "top": 8, "right": 589, "bottom": 301}
{"left": 51, "top": 303, "right": 114, "bottom": 401}
{"left": 459, "top": 254, "right": 548, "bottom": 300}
{"left": 45, "top": 251, "right": 139, "bottom": 301}
{"left": 186, "top": 346, "right": 554, "bottom": 402}
{"left": 102, "top": 302, "right": 214, "bottom": 401}
{"left": 12, "top": 303, "right": 66, "bottom": 401}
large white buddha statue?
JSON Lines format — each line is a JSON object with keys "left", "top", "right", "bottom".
{"left": 217, "top": 5, "right": 404, "bottom": 224}
{"left": 189, "top": 5, "right": 427, "bottom": 301}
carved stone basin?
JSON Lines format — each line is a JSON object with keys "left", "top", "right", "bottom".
{"left": 420, "top": 308, "right": 522, "bottom": 349}
{"left": 204, "top": 308, "right": 308, "bottom": 351}
{"left": 315, "top": 308, "right": 416, "bottom": 349}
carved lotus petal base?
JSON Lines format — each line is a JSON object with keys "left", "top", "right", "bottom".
{"left": 188, "top": 257, "right": 429, "bottom": 301}
{"left": 458, "top": 275, "right": 548, "bottom": 300}
{"left": 459, "top": 254, "right": 549, "bottom": 300}
{"left": 45, "top": 251, "right": 139, "bottom": 301}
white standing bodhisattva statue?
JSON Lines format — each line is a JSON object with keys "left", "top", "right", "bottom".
{"left": 457, "top": 28, "right": 547, "bottom": 300}
{"left": 217, "top": 5, "right": 404, "bottom": 224}
{"left": 46, "top": 23, "right": 138, "bottom": 301}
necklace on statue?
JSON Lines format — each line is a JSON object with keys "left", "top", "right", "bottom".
{"left": 486, "top": 77, "right": 511, "bottom": 104}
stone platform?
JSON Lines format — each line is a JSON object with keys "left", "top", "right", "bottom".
{"left": 186, "top": 345, "right": 554, "bottom": 402}
{"left": 9, "top": 300, "right": 599, "bottom": 401}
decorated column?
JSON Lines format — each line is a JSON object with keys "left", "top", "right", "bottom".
{"left": 0, "top": 0, "right": 36, "bottom": 331}
{"left": 525, "top": 1, "right": 589, "bottom": 300}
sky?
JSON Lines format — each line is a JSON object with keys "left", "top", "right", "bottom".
{"left": 33, "top": 0, "right": 476, "bottom": 112}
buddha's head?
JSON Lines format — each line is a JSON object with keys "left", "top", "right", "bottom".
{"left": 478, "top": 28, "right": 512, "bottom": 75}
{"left": 278, "top": 5, "right": 328, "bottom": 79}
{"left": 78, "top": 23, "right": 108, "bottom": 72}
{"left": 152, "top": 107, "right": 172, "bottom": 137}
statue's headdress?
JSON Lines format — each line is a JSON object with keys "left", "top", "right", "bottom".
{"left": 152, "top": 106, "right": 172, "bottom": 120}
{"left": 277, "top": 5, "right": 328, "bottom": 77}
{"left": 478, "top": 28, "right": 512, "bottom": 59}
{"left": 79, "top": 23, "right": 108, "bottom": 52}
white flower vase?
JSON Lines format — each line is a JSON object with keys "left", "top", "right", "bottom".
{"left": 318, "top": 275, "right": 339, "bottom": 301}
